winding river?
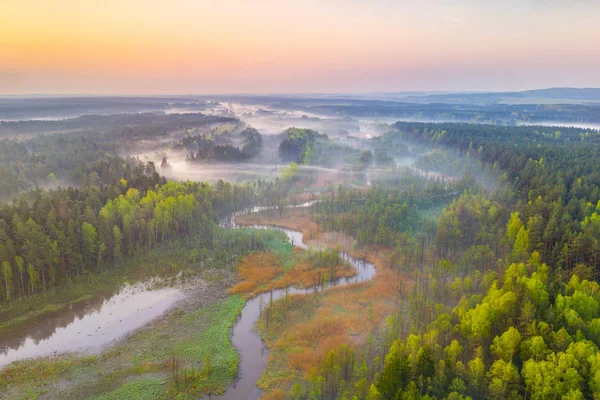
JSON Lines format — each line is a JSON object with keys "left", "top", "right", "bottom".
{"left": 213, "top": 204, "right": 376, "bottom": 400}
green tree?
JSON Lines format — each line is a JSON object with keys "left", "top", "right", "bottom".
{"left": 377, "top": 346, "right": 411, "bottom": 399}
{"left": 513, "top": 226, "right": 530, "bottom": 260}
{"left": 112, "top": 225, "right": 123, "bottom": 264}
{"left": 507, "top": 212, "right": 523, "bottom": 242}
{"left": 290, "top": 383, "right": 305, "bottom": 400}
{"left": 81, "top": 221, "right": 98, "bottom": 267}
{"left": 15, "top": 255, "right": 25, "bottom": 295}
{"left": 1, "top": 261, "right": 13, "bottom": 302}
{"left": 26, "top": 263, "right": 38, "bottom": 294}
{"left": 521, "top": 336, "right": 548, "bottom": 361}
{"left": 467, "top": 355, "right": 485, "bottom": 393}
{"left": 366, "top": 384, "right": 382, "bottom": 400}
{"left": 522, "top": 352, "right": 582, "bottom": 400}
{"left": 490, "top": 327, "right": 522, "bottom": 362}
{"left": 487, "top": 359, "right": 520, "bottom": 399}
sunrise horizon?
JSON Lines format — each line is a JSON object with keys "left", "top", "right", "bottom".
{"left": 2, "top": 0, "right": 599, "bottom": 95}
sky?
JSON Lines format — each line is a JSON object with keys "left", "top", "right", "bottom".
{"left": 1, "top": 0, "right": 599, "bottom": 95}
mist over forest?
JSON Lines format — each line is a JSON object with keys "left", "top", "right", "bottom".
{"left": 1, "top": 88, "right": 600, "bottom": 400}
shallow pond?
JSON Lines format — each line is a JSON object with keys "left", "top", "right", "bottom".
{"left": 0, "top": 282, "right": 184, "bottom": 367}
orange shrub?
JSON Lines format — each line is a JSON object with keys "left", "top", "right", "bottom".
{"left": 261, "top": 388, "right": 285, "bottom": 400}
{"left": 228, "top": 253, "right": 283, "bottom": 297}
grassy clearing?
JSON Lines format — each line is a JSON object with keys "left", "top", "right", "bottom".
{"left": 88, "top": 377, "right": 164, "bottom": 400}
{"left": 169, "top": 295, "right": 245, "bottom": 396}
{"left": 265, "top": 236, "right": 296, "bottom": 271}
{"left": 0, "top": 293, "right": 245, "bottom": 400}
{"left": 0, "top": 354, "right": 100, "bottom": 399}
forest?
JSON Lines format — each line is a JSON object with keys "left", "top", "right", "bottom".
{"left": 2, "top": 101, "right": 600, "bottom": 400}
{"left": 278, "top": 128, "right": 360, "bottom": 166}
{"left": 263, "top": 121, "right": 600, "bottom": 400}
{"left": 183, "top": 126, "right": 263, "bottom": 162}
{"left": 0, "top": 113, "right": 240, "bottom": 198}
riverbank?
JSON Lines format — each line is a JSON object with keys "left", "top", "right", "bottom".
{"left": 0, "top": 228, "right": 283, "bottom": 399}
{"left": 235, "top": 211, "right": 414, "bottom": 399}
{"left": 236, "top": 210, "right": 412, "bottom": 282}
{"left": 0, "top": 236, "right": 204, "bottom": 337}
{"left": 0, "top": 226, "right": 305, "bottom": 399}
{"left": 0, "top": 285, "right": 241, "bottom": 399}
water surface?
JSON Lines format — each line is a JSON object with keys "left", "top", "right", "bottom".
{"left": 0, "top": 282, "right": 183, "bottom": 367}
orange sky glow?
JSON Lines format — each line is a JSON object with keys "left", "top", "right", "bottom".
{"left": 1, "top": 0, "right": 599, "bottom": 94}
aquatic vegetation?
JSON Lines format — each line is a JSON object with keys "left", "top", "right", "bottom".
{"left": 265, "top": 236, "right": 296, "bottom": 271}
{"left": 228, "top": 252, "right": 284, "bottom": 297}
{"left": 169, "top": 295, "right": 245, "bottom": 397}
{"left": 89, "top": 377, "right": 164, "bottom": 400}
{"left": 228, "top": 243, "right": 355, "bottom": 299}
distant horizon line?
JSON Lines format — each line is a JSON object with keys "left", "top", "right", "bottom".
{"left": 2, "top": 86, "right": 600, "bottom": 98}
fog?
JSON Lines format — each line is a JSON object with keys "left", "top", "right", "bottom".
{"left": 201, "top": 101, "right": 361, "bottom": 137}
{"left": 130, "top": 146, "right": 356, "bottom": 185}
{"left": 0, "top": 97, "right": 218, "bottom": 122}
{"left": 3, "top": 95, "right": 592, "bottom": 204}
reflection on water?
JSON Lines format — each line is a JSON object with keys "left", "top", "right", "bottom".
{"left": 0, "top": 283, "right": 183, "bottom": 367}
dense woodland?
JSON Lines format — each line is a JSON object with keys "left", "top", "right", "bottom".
{"left": 183, "top": 126, "right": 263, "bottom": 162}
{"left": 0, "top": 157, "right": 309, "bottom": 303}
{"left": 310, "top": 102, "right": 600, "bottom": 125}
{"left": 283, "top": 122, "right": 600, "bottom": 400}
{"left": 391, "top": 121, "right": 600, "bottom": 273}
{"left": 278, "top": 127, "right": 359, "bottom": 166}
{"left": 0, "top": 112, "right": 232, "bottom": 136}
{"left": 0, "top": 98, "right": 220, "bottom": 122}
{"left": 0, "top": 113, "right": 239, "bottom": 198}
{"left": 313, "top": 172, "right": 470, "bottom": 247}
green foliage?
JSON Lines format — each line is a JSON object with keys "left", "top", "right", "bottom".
{"left": 265, "top": 234, "right": 296, "bottom": 271}
{"left": 0, "top": 177, "right": 264, "bottom": 307}
{"left": 315, "top": 181, "right": 461, "bottom": 248}
{"left": 278, "top": 128, "right": 356, "bottom": 165}
{"left": 184, "top": 126, "right": 263, "bottom": 162}
{"left": 7, "top": 115, "right": 600, "bottom": 400}
{"left": 257, "top": 120, "right": 600, "bottom": 400}
{"left": 393, "top": 121, "right": 600, "bottom": 270}
{"left": 377, "top": 342, "right": 411, "bottom": 398}
{"left": 172, "top": 295, "right": 246, "bottom": 395}
{"left": 506, "top": 212, "right": 522, "bottom": 242}
{"left": 522, "top": 352, "right": 583, "bottom": 400}
{"left": 279, "top": 128, "right": 322, "bottom": 163}
{"left": 0, "top": 112, "right": 229, "bottom": 198}
{"left": 490, "top": 327, "right": 522, "bottom": 362}
{"left": 280, "top": 162, "right": 300, "bottom": 183}
{"left": 89, "top": 377, "right": 164, "bottom": 400}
